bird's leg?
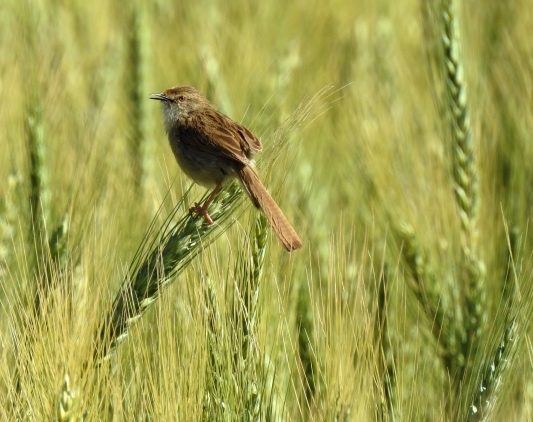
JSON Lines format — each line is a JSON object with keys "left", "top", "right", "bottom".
{"left": 190, "top": 181, "right": 223, "bottom": 225}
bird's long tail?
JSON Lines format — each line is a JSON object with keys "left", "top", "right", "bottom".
{"left": 238, "top": 166, "right": 302, "bottom": 252}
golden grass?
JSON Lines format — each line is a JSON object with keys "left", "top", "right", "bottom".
{"left": 1, "top": 0, "right": 532, "bottom": 419}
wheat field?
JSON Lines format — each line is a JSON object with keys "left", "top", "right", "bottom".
{"left": 1, "top": 0, "right": 532, "bottom": 420}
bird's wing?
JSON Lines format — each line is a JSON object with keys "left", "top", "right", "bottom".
{"left": 178, "top": 109, "right": 262, "bottom": 165}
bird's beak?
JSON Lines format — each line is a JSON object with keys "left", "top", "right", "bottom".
{"left": 149, "top": 93, "right": 171, "bottom": 101}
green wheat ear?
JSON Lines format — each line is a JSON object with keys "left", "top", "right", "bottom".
{"left": 441, "top": 0, "right": 486, "bottom": 377}
{"left": 296, "top": 275, "right": 317, "bottom": 408}
{"left": 202, "top": 214, "right": 269, "bottom": 420}
{"left": 95, "top": 182, "right": 244, "bottom": 362}
{"left": 0, "top": 173, "right": 21, "bottom": 279}
{"left": 56, "top": 373, "right": 80, "bottom": 422}
{"left": 126, "top": 4, "right": 152, "bottom": 194}
{"left": 241, "top": 213, "right": 268, "bottom": 418}
{"left": 25, "top": 96, "right": 71, "bottom": 315}
{"left": 469, "top": 320, "right": 517, "bottom": 421}
{"left": 26, "top": 99, "right": 49, "bottom": 234}
{"left": 202, "top": 275, "right": 226, "bottom": 419}
{"left": 397, "top": 223, "right": 463, "bottom": 372}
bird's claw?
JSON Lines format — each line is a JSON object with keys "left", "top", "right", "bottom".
{"left": 190, "top": 202, "right": 213, "bottom": 225}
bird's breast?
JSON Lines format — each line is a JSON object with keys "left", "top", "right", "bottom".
{"left": 169, "top": 138, "right": 238, "bottom": 188}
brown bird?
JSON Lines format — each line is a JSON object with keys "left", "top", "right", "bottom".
{"left": 150, "top": 85, "right": 302, "bottom": 252}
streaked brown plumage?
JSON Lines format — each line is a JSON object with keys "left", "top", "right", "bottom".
{"left": 150, "top": 85, "right": 302, "bottom": 252}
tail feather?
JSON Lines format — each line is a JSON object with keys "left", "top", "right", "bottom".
{"left": 238, "top": 166, "right": 302, "bottom": 252}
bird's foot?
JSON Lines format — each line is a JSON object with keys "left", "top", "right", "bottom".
{"left": 190, "top": 202, "right": 213, "bottom": 225}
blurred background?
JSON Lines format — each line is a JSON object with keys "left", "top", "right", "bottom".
{"left": 0, "top": 0, "right": 532, "bottom": 420}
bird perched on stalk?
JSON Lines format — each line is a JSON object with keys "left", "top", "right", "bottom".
{"left": 150, "top": 85, "right": 302, "bottom": 252}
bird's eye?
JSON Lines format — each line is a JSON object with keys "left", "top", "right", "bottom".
{"left": 178, "top": 95, "right": 186, "bottom": 102}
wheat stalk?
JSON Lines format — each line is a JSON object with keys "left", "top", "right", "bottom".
{"left": 95, "top": 182, "right": 243, "bottom": 362}
{"left": 202, "top": 275, "right": 227, "bottom": 418}
{"left": 296, "top": 275, "right": 317, "bottom": 409}
{"left": 374, "top": 266, "right": 396, "bottom": 421}
{"left": 241, "top": 213, "right": 268, "bottom": 418}
{"left": 201, "top": 216, "right": 268, "bottom": 419}
{"left": 441, "top": 0, "right": 486, "bottom": 360}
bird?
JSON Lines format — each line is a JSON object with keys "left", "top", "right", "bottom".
{"left": 150, "top": 85, "right": 302, "bottom": 252}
